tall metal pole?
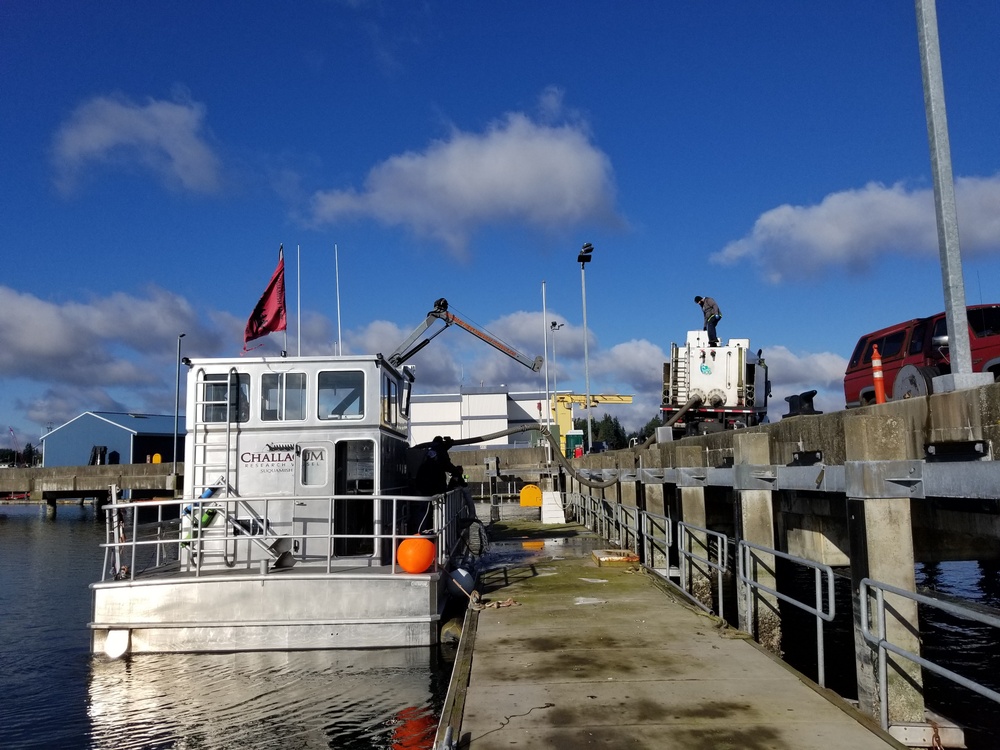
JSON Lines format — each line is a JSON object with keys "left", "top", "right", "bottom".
{"left": 578, "top": 243, "right": 594, "bottom": 451}
{"left": 550, "top": 322, "right": 563, "bottom": 399}
{"left": 551, "top": 321, "right": 564, "bottom": 456}
{"left": 335, "top": 244, "right": 343, "bottom": 355}
{"left": 541, "top": 281, "right": 550, "bottom": 427}
{"left": 297, "top": 244, "right": 301, "bottom": 356}
{"left": 915, "top": 0, "right": 986, "bottom": 390}
{"left": 173, "top": 332, "right": 186, "bottom": 480}
{"left": 541, "top": 281, "right": 552, "bottom": 464}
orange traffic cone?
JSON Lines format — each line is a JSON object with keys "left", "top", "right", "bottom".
{"left": 872, "top": 344, "right": 886, "bottom": 404}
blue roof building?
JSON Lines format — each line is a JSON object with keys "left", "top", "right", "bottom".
{"left": 40, "top": 412, "right": 183, "bottom": 467}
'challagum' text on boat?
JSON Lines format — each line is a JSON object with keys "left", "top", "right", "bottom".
{"left": 89, "top": 348, "right": 484, "bottom": 657}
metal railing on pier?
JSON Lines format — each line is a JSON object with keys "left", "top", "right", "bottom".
{"left": 562, "top": 489, "right": 1000, "bottom": 714}
{"left": 738, "top": 539, "right": 835, "bottom": 687}
{"left": 678, "top": 521, "right": 729, "bottom": 621}
{"left": 861, "top": 577, "right": 1000, "bottom": 730}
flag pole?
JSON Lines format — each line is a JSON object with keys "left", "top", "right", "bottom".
{"left": 335, "top": 244, "right": 343, "bottom": 355}
{"left": 243, "top": 245, "right": 288, "bottom": 354}
{"left": 297, "top": 244, "right": 302, "bottom": 357}
{"left": 281, "top": 244, "right": 287, "bottom": 357}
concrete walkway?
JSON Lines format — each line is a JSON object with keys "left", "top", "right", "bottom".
{"left": 453, "top": 522, "right": 905, "bottom": 750}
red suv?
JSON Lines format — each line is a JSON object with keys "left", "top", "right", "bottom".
{"left": 844, "top": 304, "right": 1000, "bottom": 407}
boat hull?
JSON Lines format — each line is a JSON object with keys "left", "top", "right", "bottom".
{"left": 91, "top": 569, "right": 447, "bottom": 655}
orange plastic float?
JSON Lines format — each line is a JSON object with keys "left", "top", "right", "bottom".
{"left": 396, "top": 537, "right": 436, "bottom": 574}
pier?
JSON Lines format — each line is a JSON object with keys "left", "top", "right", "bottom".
{"left": 438, "top": 381, "right": 1000, "bottom": 749}
{"left": 0, "top": 463, "right": 180, "bottom": 505}
{"left": 442, "top": 521, "right": 905, "bottom": 749}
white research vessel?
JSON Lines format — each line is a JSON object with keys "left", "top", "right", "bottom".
{"left": 90, "top": 352, "right": 477, "bottom": 657}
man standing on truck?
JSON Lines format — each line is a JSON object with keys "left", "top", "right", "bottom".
{"left": 695, "top": 296, "right": 722, "bottom": 346}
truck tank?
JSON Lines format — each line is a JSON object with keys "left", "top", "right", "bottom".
{"left": 661, "top": 331, "right": 769, "bottom": 437}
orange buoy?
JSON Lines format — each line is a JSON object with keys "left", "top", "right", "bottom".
{"left": 397, "top": 537, "right": 436, "bottom": 574}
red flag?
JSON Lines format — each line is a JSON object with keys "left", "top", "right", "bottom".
{"left": 243, "top": 247, "right": 287, "bottom": 350}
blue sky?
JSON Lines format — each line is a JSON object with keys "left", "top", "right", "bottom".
{"left": 3, "top": 1, "right": 1000, "bottom": 446}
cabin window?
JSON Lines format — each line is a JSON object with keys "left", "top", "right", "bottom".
{"left": 400, "top": 379, "right": 412, "bottom": 418}
{"left": 300, "top": 445, "right": 328, "bottom": 486}
{"left": 261, "top": 372, "right": 306, "bottom": 421}
{"left": 318, "top": 370, "right": 364, "bottom": 420}
{"left": 203, "top": 372, "right": 250, "bottom": 423}
{"left": 381, "top": 374, "right": 398, "bottom": 430}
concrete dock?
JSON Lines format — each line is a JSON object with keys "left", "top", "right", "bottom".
{"left": 446, "top": 521, "right": 906, "bottom": 750}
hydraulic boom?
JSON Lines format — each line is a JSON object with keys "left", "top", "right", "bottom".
{"left": 388, "top": 298, "right": 543, "bottom": 372}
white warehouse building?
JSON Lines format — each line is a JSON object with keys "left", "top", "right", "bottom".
{"left": 409, "top": 387, "right": 554, "bottom": 448}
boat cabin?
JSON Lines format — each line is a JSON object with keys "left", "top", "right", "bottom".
{"left": 183, "top": 354, "right": 417, "bottom": 567}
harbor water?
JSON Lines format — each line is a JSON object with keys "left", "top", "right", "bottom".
{"left": 0, "top": 502, "right": 449, "bottom": 750}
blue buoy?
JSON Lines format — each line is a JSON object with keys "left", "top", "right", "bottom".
{"left": 448, "top": 568, "right": 475, "bottom": 597}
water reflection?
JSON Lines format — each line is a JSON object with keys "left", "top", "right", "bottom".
{"left": 87, "top": 649, "right": 442, "bottom": 750}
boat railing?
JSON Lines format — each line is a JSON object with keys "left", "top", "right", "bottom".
{"left": 99, "top": 489, "right": 472, "bottom": 582}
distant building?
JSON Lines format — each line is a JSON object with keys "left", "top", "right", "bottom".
{"left": 40, "top": 412, "right": 183, "bottom": 467}
{"left": 409, "top": 387, "right": 554, "bottom": 448}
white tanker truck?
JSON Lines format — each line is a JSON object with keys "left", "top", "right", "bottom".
{"left": 661, "top": 330, "right": 770, "bottom": 438}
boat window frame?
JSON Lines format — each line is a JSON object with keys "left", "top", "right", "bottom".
{"left": 318, "top": 369, "right": 365, "bottom": 420}
{"left": 381, "top": 373, "right": 400, "bottom": 431}
{"left": 202, "top": 372, "right": 250, "bottom": 423}
{"left": 260, "top": 371, "right": 306, "bottom": 422}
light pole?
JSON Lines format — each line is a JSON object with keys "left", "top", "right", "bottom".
{"left": 173, "top": 333, "right": 186, "bottom": 480}
{"left": 550, "top": 321, "right": 564, "bottom": 396}
{"left": 577, "top": 242, "right": 594, "bottom": 452}
{"left": 550, "top": 321, "right": 564, "bottom": 455}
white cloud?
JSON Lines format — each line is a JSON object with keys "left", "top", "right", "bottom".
{"left": 51, "top": 94, "right": 221, "bottom": 194}
{"left": 756, "top": 345, "right": 849, "bottom": 417}
{"left": 309, "top": 93, "right": 619, "bottom": 253}
{"left": 593, "top": 339, "right": 667, "bottom": 393}
{"left": 713, "top": 175, "right": 1000, "bottom": 282}
{"left": 0, "top": 285, "right": 202, "bottom": 386}
{"left": 21, "top": 387, "right": 129, "bottom": 429}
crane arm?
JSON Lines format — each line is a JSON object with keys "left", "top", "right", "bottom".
{"left": 388, "top": 298, "right": 543, "bottom": 372}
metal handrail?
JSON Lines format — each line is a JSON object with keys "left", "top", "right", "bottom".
{"left": 678, "top": 521, "right": 729, "bottom": 620}
{"left": 738, "top": 540, "right": 835, "bottom": 686}
{"left": 639, "top": 509, "right": 672, "bottom": 573}
{"left": 564, "top": 493, "right": 672, "bottom": 577}
{"left": 565, "top": 486, "right": 1000, "bottom": 715}
{"left": 99, "top": 490, "right": 470, "bottom": 582}
{"left": 860, "top": 577, "right": 1000, "bottom": 729}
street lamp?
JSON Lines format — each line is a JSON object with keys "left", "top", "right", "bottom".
{"left": 173, "top": 333, "right": 186, "bottom": 481}
{"left": 550, "top": 321, "right": 564, "bottom": 457}
{"left": 577, "top": 242, "right": 594, "bottom": 452}
{"left": 549, "top": 321, "right": 564, "bottom": 397}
